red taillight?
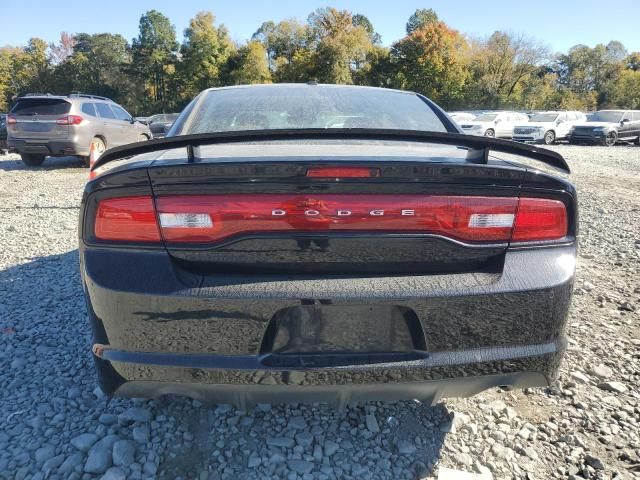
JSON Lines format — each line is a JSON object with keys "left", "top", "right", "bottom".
{"left": 306, "top": 167, "right": 380, "bottom": 178}
{"left": 512, "top": 198, "right": 568, "bottom": 242}
{"left": 95, "top": 196, "right": 161, "bottom": 242}
{"left": 155, "top": 194, "right": 520, "bottom": 244}
{"left": 92, "top": 194, "right": 568, "bottom": 245}
{"left": 7, "top": 115, "right": 16, "bottom": 125}
{"left": 56, "top": 115, "right": 84, "bottom": 125}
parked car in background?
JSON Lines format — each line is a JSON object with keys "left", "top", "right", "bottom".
{"left": 0, "top": 114, "right": 7, "bottom": 154}
{"left": 448, "top": 111, "right": 476, "bottom": 123}
{"left": 81, "top": 83, "right": 576, "bottom": 406}
{"left": 6, "top": 93, "right": 151, "bottom": 166}
{"left": 513, "top": 111, "right": 587, "bottom": 145}
{"left": 569, "top": 110, "right": 640, "bottom": 146}
{"left": 147, "top": 113, "right": 180, "bottom": 138}
{"left": 459, "top": 111, "right": 529, "bottom": 138}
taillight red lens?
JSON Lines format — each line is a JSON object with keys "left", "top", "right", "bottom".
{"left": 306, "top": 167, "right": 380, "bottom": 178}
{"left": 56, "top": 115, "right": 84, "bottom": 125}
{"left": 512, "top": 198, "right": 568, "bottom": 242}
{"left": 95, "top": 196, "right": 160, "bottom": 242}
{"left": 7, "top": 115, "right": 16, "bottom": 125}
{"left": 155, "top": 194, "right": 520, "bottom": 244}
{"left": 92, "top": 194, "right": 568, "bottom": 245}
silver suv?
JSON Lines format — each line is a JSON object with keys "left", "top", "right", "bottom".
{"left": 7, "top": 93, "right": 151, "bottom": 167}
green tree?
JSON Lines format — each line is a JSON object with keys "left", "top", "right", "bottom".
{"left": 556, "top": 42, "right": 627, "bottom": 107}
{"left": 352, "top": 14, "right": 381, "bottom": 44}
{"left": 405, "top": 8, "right": 439, "bottom": 35}
{"left": 178, "top": 11, "right": 236, "bottom": 99}
{"left": 465, "top": 32, "right": 549, "bottom": 108}
{"left": 627, "top": 52, "right": 640, "bottom": 71}
{"left": 54, "top": 33, "right": 130, "bottom": 96}
{"left": 229, "top": 41, "right": 272, "bottom": 85}
{"left": 307, "top": 7, "right": 373, "bottom": 84}
{"left": 132, "top": 10, "right": 179, "bottom": 111}
{"left": 21, "top": 38, "right": 51, "bottom": 94}
{"left": 391, "top": 20, "right": 469, "bottom": 107}
{"left": 252, "top": 19, "right": 309, "bottom": 76}
{"left": 611, "top": 69, "right": 640, "bottom": 109}
{"left": 0, "top": 48, "right": 19, "bottom": 109}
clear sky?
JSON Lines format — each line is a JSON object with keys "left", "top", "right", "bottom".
{"left": 2, "top": 0, "right": 639, "bottom": 54}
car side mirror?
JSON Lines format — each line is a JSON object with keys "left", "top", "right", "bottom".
{"left": 495, "top": 119, "right": 502, "bottom": 124}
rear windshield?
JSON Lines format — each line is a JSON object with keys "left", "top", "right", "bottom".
{"left": 530, "top": 113, "right": 559, "bottom": 122}
{"left": 177, "top": 86, "right": 447, "bottom": 135}
{"left": 590, "top": 111, "right": 624, "bottom": 123}
{"left": 474, "top": 113, "right": 497, "bottom": 122}
{"left": 11, "top": 98, "right": 71, "bottom": 116}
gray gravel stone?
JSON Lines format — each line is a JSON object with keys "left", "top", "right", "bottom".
{"left": 100, "top": 467, "right": 127, "bottom": 480}
{"left": 118, "top": 407, "right": 152, "bottom": 424}
{"left": 112, "top": 439, "right": 136, "bottom": 467}
{"left": 365, "top": 413, "right": 380, "bottom": 433}
{"left": 84, "top": 435, "right": 119, "bottom": 474}
{"left": 35, "top": 444, "right": 56, "bottom": 465}
{"left": 267, "top": 436, "right": 295, "bottom": 448}
{"left": 287, "top": 459, "right": 313, "bottom": 474}
{"left": 324, "top": 440, "right": 339, "bottom": 457}
{"left": 287, "top": 416, "right": 307, "bottom": 430}
{"left": 598, "top": 381, "right": 628, "bottom": 393}
{"left": 42, "top": 454, "right": 65, "bottom": 473}
{"left": 58, "top": 453, "right": 84, "bottom": 474}
{"left": 71, "top": 433, "right": 100, "bottom": 452}
{"left": 591, "top": 364, "right": 614, "bottom": 379}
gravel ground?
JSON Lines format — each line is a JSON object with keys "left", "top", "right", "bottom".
{"left": 0, "top": 146, "right": 638, "bottom": 480}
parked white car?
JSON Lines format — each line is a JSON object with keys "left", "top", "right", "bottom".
{"left": 459, "top": 112, "right": 529, "bottom": 138}
{"left": 448, "top": 111, "right": 476, "bottom": 123}
{"left": 513, "top": 111, "right": 587, "bottom": 145}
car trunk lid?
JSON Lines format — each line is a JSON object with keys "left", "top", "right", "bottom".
{"left": 146, "top": 142, "right": 527, "bottom": 275}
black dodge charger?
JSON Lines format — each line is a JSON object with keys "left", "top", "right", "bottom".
{"left": 80, "top": 84, "right": 576, "bottom": 407}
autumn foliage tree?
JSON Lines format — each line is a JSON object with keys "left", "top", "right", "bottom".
{"left": 391, "top": 17, "right": 468, "bottom": 107}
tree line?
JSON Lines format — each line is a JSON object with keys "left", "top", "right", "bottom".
{"left": 1, "top": 7, "right": 639, "bottom": 115}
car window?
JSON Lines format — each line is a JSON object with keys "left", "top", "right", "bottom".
{"left": 475, "top": 113, "right": 497, "bottom": 122}
{"left": 179, "top": 85, "right": 448, "bottom": 134}
{"left": 111, "top": 104, "right": 132, "bottom": 122}
{"left": 11, "top": 98, "right": 71, "bottom": 116}
{"left": 632, "top": 112, "right": 640, "bottom": 121}
{"left": 95, "top": 103, "right": 116, "bottom": 119}
{"left": 81, "top": 103, "right": 97, "bottom": 117}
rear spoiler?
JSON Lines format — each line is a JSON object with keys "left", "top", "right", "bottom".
{"left": 91, "top": 128, "right": 570, "bottom": 174}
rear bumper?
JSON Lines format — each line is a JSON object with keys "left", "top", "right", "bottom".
{"left": 81, "top": 245, "right": 575, "bottom": 403}
{"left": 513, "top": 135, "right": 545, "bottom": 144}
{"left": 113, "top": 372, "right": 550, "bottom": 408}
{"left": 568, "top": 134, "right": 605, "bottom": 145}
{"left": 8, "top": 137, "right": 89, "bottom": 156}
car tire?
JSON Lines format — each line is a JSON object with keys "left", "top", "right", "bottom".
{"left": 81, "top": 137, "right": 106, "bottom": 168}
{"left": 543, "top": 130, "right": 556, "bottom": 145}
{"left": 604, "top": 131, "right": 617, "bottom": 146}
{"left": 20, "top": 153, "right": 46, "bottom": 166}
{"left": 484, "top": 129, "right": 495, "bottom": 138}
{"left": 634, "top": 136, "right": 640, "bottom": 146}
